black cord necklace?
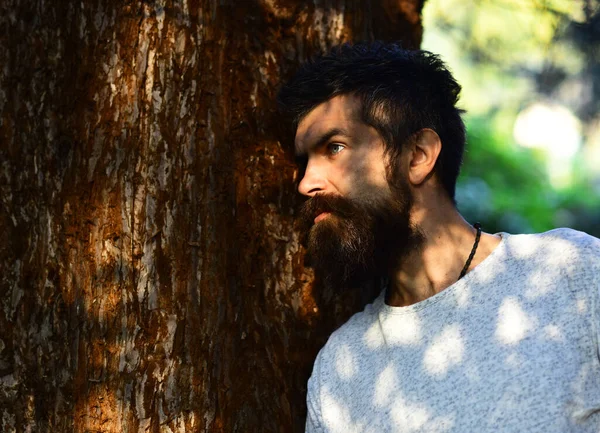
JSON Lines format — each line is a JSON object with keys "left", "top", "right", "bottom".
{"left": 458, "top": 222, "right": 482, "bottom": 280}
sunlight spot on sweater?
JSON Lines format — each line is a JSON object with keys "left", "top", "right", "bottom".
{"left": 364, "top": 320, "right": 384, "bottom": 349}
{"left": 511, "top": 239, "right": 538, "bottom": 259}
{"left": 474, "top": 258, "right": 507, "bottom": 283}
{"left": 576, "top": 298, "right": 587, "bottom": 314}
{"left": 390, "top": 393, "right": 431, "bottom": 431}
{"left": 423, "top": 324, "right": 464, "bottom": 377}
{"left": 374, "top": 364, "right": 398, "bottom": 407}
{"left": 544, "top": 324, "right": 563, "bottom": 341}
{"left": 524, "top": 268, "right": 554, "bottom": 298}
{"left": 335, "top": 344, "right": 357, "bottom": 380}
{"left": 382, "top": 313, "right": 422, "bottom": 346}
{"left": 505, "top": 352, "right": 524, "bottom": 368}
{"left": 322, "top": 389, "right": 362, "bottom": 433}
{"left": 496, "top": 298, "right": 536, "bottom": 345}
{"left": 455, "top": 285, "right": 471, "bottom": 308}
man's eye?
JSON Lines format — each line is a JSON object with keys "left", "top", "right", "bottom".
{"left": 327, "top": 143, "right": 345, "bottom": 155}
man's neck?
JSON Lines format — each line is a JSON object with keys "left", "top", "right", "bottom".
{"left": 386, "top": 196, "right": 501, "bottom": 307}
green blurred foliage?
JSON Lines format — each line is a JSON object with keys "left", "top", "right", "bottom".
{"left": 457, "top": 116, "right": 600, "bottom": 236}
{"left": 423, "top": 0, "right": 600, "bottom": 236}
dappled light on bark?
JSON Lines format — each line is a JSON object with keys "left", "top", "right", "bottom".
{"left": 0, "top": 0, "right": 425, "bottom": 431}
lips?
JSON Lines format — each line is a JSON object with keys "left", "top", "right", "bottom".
{"left": 299, "top": 194, "right": 351, "bottom": 233}
{"left": 314, "top": 212, "right": 331, "bottom": 224}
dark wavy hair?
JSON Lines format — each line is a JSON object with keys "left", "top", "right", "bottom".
{"left": 277, "top": 42, "right": 466, "bottom": 201}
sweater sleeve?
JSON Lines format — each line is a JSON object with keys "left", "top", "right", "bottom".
{"left": 588, "top": 234, "right": 600, "bottom": 361}
{"left": 305, "top": 352, "right": 325, "bottom": 433}
{"left": 572, "top": 229, "right": 600, "bottom": 361}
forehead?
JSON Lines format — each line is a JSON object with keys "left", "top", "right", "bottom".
{"left": 295, "top": 94, "right": 362, "bottom": 154}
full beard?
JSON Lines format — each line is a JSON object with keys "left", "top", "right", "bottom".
{"left": 298, "top": 184, "right": 423, "bottom": 290}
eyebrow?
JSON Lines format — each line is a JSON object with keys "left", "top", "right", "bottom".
{"left": 295, "top": 127, "right": 350, "bottom": 159}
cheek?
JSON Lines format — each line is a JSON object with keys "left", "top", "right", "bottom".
{"left": 336, "top": 157, "right": 388, "bottom": 199}
{"left": 333, "top": 155, "right": 365, "bottom": 193}
{"left": 356, "top": 151, "right": 389, "bottom": 189}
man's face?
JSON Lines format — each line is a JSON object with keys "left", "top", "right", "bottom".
{"left": 294, "top": 94, "right": 422, "bottom": 288}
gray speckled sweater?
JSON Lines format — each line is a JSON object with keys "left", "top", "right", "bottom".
{"left": 306, "top": 229, "right": 600, "bottom": 433}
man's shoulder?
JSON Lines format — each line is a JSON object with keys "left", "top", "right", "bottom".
{"left": 315, "top": 293, "right": 384, "bottom": 363}
{"left": 499, "top": 227, "right": 600, "bottom": 293}
{"left": 507, "top": 227, "right": 600, "bottom": 259}
{"left": 536, "top": 227, "right": 599, "bottom": 245}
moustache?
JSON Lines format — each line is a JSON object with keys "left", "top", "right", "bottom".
{"left": 298, "top": 194, "right": 358, "bottom": 227}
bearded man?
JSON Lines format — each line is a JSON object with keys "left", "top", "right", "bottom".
{"left": 277, "top": 43, "right": 600, "bottom": 433}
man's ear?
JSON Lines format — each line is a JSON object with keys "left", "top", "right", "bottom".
{"left": 408, "top": 128, "right": 442, "bottom": 186}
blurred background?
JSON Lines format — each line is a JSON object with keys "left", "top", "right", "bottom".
{"left": 422, "top": 0, "right": 600, "bottom": 237}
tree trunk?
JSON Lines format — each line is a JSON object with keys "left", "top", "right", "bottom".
{"left": 0, "top": 1, "right": 424, "bottom": 431}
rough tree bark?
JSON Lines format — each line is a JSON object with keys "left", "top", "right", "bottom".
{"left": 0, "top": 0, "right": 424, "bottom": 431}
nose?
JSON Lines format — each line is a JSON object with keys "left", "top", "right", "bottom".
{"left": 298, "top": 160, "right": 327, "bottom": 197}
